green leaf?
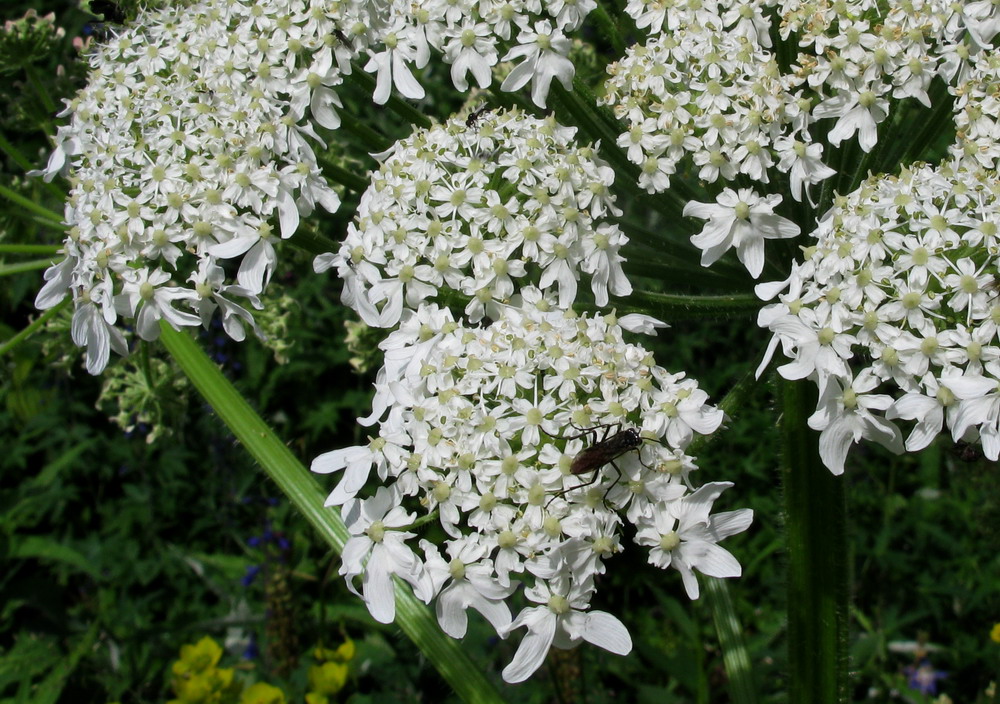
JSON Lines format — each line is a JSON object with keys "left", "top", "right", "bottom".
{"left": 158, "top": 322, "right": 510, "bottom": 704}
{"left": 8, "top": 536, "right": 100, "bottom": 579}
{"left": 705, "top": 579, "right": 757, "bottom": 704}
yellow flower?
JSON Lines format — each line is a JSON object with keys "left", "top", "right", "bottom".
{"left": 172, "top": 637, "right": 224, "bottom": 677}
{"left": 313, "top": 639, "right": 355, "bottom": 664}
{"left": 238, "top": 682, "right": 286, "bottom": 704}
{"left": 991, "top": 622, "right": 1000, "bottom": 643}
{"left": 333, "top": 639, "right": 355, "bottom": 663}
{"left": 307, "top": 662, "right": 349, "bottom": 696}
{"left": 170, "top": 667, "right": 237, "bottom": 703}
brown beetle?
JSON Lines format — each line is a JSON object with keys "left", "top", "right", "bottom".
{"left": 547, "top": 424, "right": 644, "bottom": 506}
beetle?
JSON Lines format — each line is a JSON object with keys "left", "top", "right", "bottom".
{"left": 546, "top": 423, "right": 645, "bottom": 507}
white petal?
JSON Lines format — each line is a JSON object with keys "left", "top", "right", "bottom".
{"left": 578, "top": 611, "right": 632, "bottom": 655}
{"left": 502, "top": 609, "right": 556, "bottom": 683}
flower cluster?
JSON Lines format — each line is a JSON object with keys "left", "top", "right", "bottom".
{"left": 314, "top": 108, "right": 632, "bottom": 327}
{"left": 757, "top": 155, "right": 1000, "bottom": 472}
{"left": 344, "top": 0, "right": 592, "bottom": 108}
{"left": 314, "top": 302, "right": 751, "bottom": 683}
{"left": 35, "top": 0, "right": 346, "bottom": 374}
{"left": 601, "top": 0, "right": 992, "bottom": 276}
{"left": 755, "top": 46, "right": 1000, "bottom": 472}
{"left": 0, "top": 9, "right": 65, "bottom": 68}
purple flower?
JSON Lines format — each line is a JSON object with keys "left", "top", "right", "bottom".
{"left": 904, "top": 659, "right": 947, "bottom": 695}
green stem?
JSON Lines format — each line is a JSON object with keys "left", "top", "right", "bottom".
{"left": 318, "top": 154, "right": 371, "bottom": 193}
{"left": 336, "top": 111, "right": 393, "bottom": 153}
{"left": 613, "top": 289, "right": 759, "bottom": 320}
{"left": 24, "top": 65, "right": 58, "bottom": 138}
{"left": 0, "top": 299, "right": 69, "bottom": 358}
{"left": 687, "top": 367, "right": 757, "bottom": 457}
{"left": 620, "top": 257, "right": 737, "bottom": 288}
{"left": 0, "top": 258, "right": 57, "bottom": 276}
{"left": 591, "top": 0, "right": 626, "bottom": 55}
{"left": 889, "top": 80, "right": 955, "bottom": 171}
{"left": 779, "top": 378, "right": 848, "bottom": 704}
{"left": 0, "top": 244, "right": 61, "bottom": 255}
{"left": 157, "top": 324, "right": 509, "bottom": 704}
{"left": 289, "top": 227, "right": 341, "bottom": 258}
{"left": 0, "top": 182, "right": 66, "bottom": 227}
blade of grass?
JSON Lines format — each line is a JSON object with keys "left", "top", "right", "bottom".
{"left": 158, "top": 323, "right": 510, "bottom": 704}
{"left": 704, "top": 578, "right": 757, "bottom": 704}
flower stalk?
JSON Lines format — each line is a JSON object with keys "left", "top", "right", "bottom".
{"left": 779, "top": 377, "right": 848, "bottom": 704}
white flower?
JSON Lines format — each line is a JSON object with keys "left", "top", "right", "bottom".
{"left": 634, "top": 482, "right": 753, "bottom": 599}
{"left": 757, "top": 156, "right": 1000, "bottom": 469}
{"left": 339, "top": 487, "right": 425, "bottom": 624}
{"left": 808, "top": 371, "right": 904, "bottom": 475}
{"left": 501, "top": 576, "right": 632, "bottom": 683}
{"left": 683, "top": 189, "right": 800, "bottom": 278}
{"left": 500, "top": 20, "right": 575, "bottom": 108}
{"left": 812, "top": 86, "right": 889, "bottom": 153}
{"left": 317, "top": 109, "right": 633, "bottom": 327}
{"left": 313, "top": 305, "right": 748, "bottom": 681}
{"left": 364, "top": 20, "right": 427, "bottom": 104}
{"left": 35, "top": 0, "right": 343, "bottom": 373}
{"left": 422, "top": 538, "right": 515, "bottom": 638}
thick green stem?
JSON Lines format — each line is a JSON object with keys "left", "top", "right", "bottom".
{"left": 704, "top": 578, "right": 757, "bottom": 704}
{"left": 335, "top": 110, "right": 393, "bottom": 153}
{"left": 613, "top": 289, "right": 759, "bottom": 320}
{"left": 25, "top": 65, "right": 58, "bottom": 138}
{"left": 318, "top": 154, "right": 371, "bottom": 193}
{"left": 158, "top": 324, "right": 509, "bottom": 704}
{"left": 590, "top": 0, "right": 626, "bottom": 55}
{"left": 779, "top": 378, "right": 848, "bottom": 704}
{"left": 888, "top": 80, "right": 955, "bottom": 171}
{"left": 0, "top": 244, "right": 61, "bottom": 255}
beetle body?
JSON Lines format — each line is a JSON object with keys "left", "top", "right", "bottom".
{"left": 569, "top": 428, "right": 642, "bottom": 475}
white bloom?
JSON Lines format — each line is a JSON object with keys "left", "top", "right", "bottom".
{"left": 35, "top": 0, "right": 343, "bottom": 373}
{"left": 808, "top": 371, "right": 904, "bottom": 475}
{"left": 634, "top": 482, "right": 753, "bottom": 599}
{"left": 683, "top": 189, "right": 800, "bottom": 278}
{"left": 317, "top": 109, "right": 633, "bottom": 326}
{"left": 501, "top": 576, "right": 631, "bottom": 683}
{"left": 314, "top": 305, "right": 748, "bottom": 681}
{"left": 812, "top": 86, "right": 889, "bottom": 153}
{"left": 758, "top": 157, "right": 1000, "bottom": 469}
{"left": 500, "top": 21, "right": 576, "bottom": 108}
{"left": 340, "top": 486, "right": 424, "bottom": 624}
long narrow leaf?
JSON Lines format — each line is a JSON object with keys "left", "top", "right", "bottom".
{"left": 158, "top": 323, "right": 510, "bottom": 704}
{"left": 704, "top": 578, "right": 757, "bottom": 704}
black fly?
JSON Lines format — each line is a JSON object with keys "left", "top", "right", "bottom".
{"left": 466, "top": 105, "right": 491, "bottom": 128}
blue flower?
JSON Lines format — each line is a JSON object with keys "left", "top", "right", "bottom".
{"left": 903, "top": 659, "right": 947, "bottom": 695}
